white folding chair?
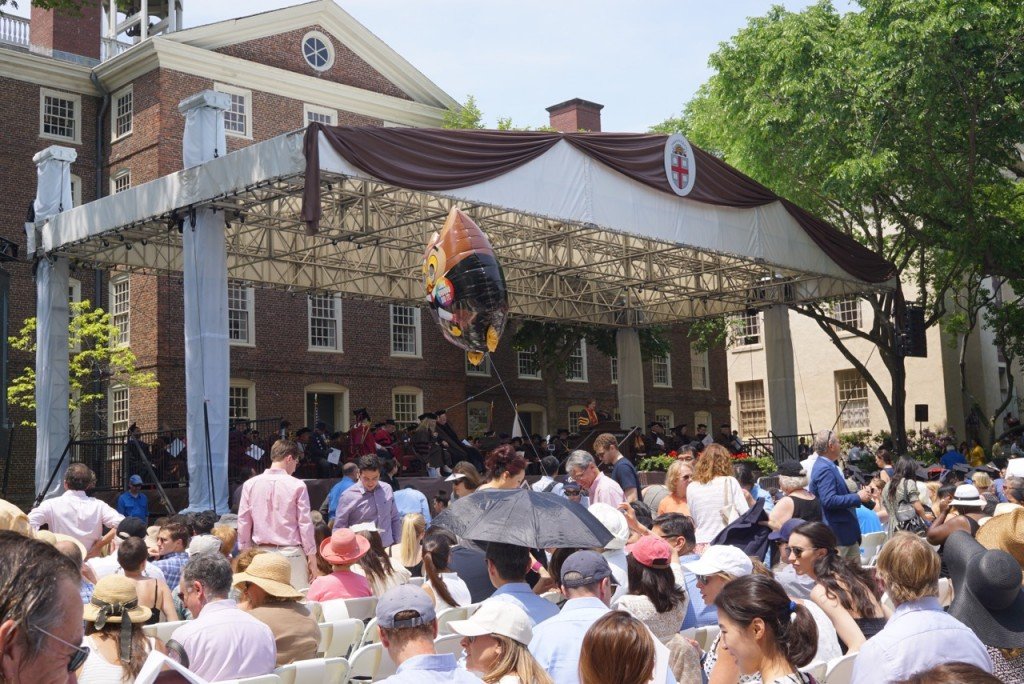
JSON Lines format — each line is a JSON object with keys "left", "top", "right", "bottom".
{"left": 347, "top": 643, "right": 397, "bottom": 682}
{"left": 274, "top": 657, "right": 349, "bottom": 684}
{"left": 698, "top": 625, "right": 719, "bottom": 652}
{"left": 860, "top": 531, "right": 886, "bottom": 567}
{"left": 540, "top": 590, "right": 562, "bottom": 604}
{"left": 321, "top": 618, "right": 365, "bottom": 659}
{"left": 408, "top": 576, "right": 425, "bottom": 587}
{"left": 142, "top": 619, "right": 187, "bottom": 643}
{"left": 938, "top": 577, "right": 954, "bottom": 607}
{"left": 320, "top": 596, "right": 378, "bottom": 622}
{"left": 305, "top": 600, "right": 324, "bottom": 623}
{"left": 436, "top": 605, "right": 472, "bottom": 634}
{"left": 824, "top": 653, "right": 857, "bottom": 684}
{"left": 360, "top": 617, "right": 382, "bottom": 648}
{"left": 800, "top": 660, "right": 828, "bottom": 681}
{"left": 434, "top": 633, "right": 464, "bottom": 658}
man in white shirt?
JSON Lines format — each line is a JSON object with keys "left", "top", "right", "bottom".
{"left": 28, "top": 463, "right": 123, "bottom": 558}
{"left": 87, "top": 516, "right": 167, "bottom": 583}
{"left": 532, "top": 456, "right": 564, "bottom": 496}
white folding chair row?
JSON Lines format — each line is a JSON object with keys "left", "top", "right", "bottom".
{"left": 320, "top": 596, "right": 378, "bottom": 622}
{"left": 274, "top": 656, "right": 349, "bottom": 684}
{"left": 824, "top": 653, "right": 856, "bottom": 684}
{"left": 859, "top": 531, "right": 886, "bottom": 567}
{"left": 141, "top": 619, "right": 187, "bottom": 643}
{"left": 319, "top": 618, "right": 365, "bottom": 659}
{"left": 347, "top": 633, "right": 466, "bottom": 682}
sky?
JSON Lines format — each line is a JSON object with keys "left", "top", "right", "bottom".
{"left": 13, "top": 0, "right": 857, "bottom": 131}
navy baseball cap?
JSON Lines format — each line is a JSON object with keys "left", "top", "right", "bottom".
{"left": 560, "top": 550, "right": 612, "bottom": 588}
{"left": 769, "top": 517, "right": 807, "bottom": 542}
{"left": 376, "top": 584, "right": 436, "bottom": 628}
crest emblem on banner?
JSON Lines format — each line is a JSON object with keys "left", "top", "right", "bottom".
{"left": 664, "top": 133, "right": 696, "bottom": 196}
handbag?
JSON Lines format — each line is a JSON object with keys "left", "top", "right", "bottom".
{"left": 720, "top": 478, "right": 742, "bottom": 526}
{"left": 894, "top": 481, "right": 929, "bottom": 535}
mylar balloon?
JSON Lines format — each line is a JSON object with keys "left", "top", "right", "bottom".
{"left": 423, "top": 207, "right": 508, "bottom": 364}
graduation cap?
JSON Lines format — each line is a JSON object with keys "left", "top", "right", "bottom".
{"left": 353, "top": 407, "right": 370, "bottom": 421}
{"left": 418, "top": 412, "right": 437, "bottom": 421}
{"left": 973, "top": 464, "right": 1000, "bottom": 476}
{"left": 434, "top": 409, "right": 447, "bottom": 417}
{"left": 647, "top": 421, "right": 663, "bottom": 429}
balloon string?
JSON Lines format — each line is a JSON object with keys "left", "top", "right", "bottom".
{"left": 441, "top": 381, "right": 506, "bottom": 412}
{"left": 487, "top": 354, "right": 540, "bottom": 458}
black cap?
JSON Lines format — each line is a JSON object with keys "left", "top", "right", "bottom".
{"left": 353, "top": 408, "right": 370, "bottom": 420}
{"left": 777, "top": 461, "right": 805, "bottom": 477}
{"left": 116, "top": 516, "right": 148, "bottom": 540}
{"left": 434, "top": 409, "right": 447, "bottom": 417}
{"left": 418, "top": 412, "right": 437, "bottom": 421}
{"left": 647, "top": 421, "right": 663, "bottom": 429}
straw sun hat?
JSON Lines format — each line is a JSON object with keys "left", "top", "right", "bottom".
{"left": 83, "top": 574, "right": 153, "bottom": 626}
{"left": 232, "top": 552, "right": 304, "bottom": 600}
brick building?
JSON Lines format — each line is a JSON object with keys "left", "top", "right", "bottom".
{"left": 0, "top": 1, "right": 729, "bottom": 506}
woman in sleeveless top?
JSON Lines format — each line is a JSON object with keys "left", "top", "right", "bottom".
{"left": 116, "top": 537, "right": 178, "bottom": 622}
{"left": 881, "top": 457, "right": 934, "bottom": 537}
{"left": 788, "top": 522, "right": 887, "bottom": 654}
{"left": 769, "top": 462, "right": 821, "bottom": 531}
{"left": 77, "top": 575, "right": 165, "bottom": 684}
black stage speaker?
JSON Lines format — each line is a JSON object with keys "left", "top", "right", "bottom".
{"left": 914, "top": 404, "right": 929, "bottom": 423}
{"left": 900, "top": 305, "right": 928, "bottom": 358}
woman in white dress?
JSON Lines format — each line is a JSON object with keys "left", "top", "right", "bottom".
{"left": 685, "top": 444, "right": 750, "bottom": 552}
{"left": 420, "top": 531, "right": 471, "bottom": 609}
{"left": 77, "top": 575, "right": 165, "bottom": 684}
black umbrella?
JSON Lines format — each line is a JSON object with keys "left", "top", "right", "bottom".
{"left": 432, "top": 488, "right": 613, "bottom": 549}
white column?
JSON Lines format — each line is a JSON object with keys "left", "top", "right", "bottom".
{"left": 179, "top": 90, "right": 231, "bottom": 513}
{"left": 616, "top": 328, "right": 646, "bottom": 431}
{"left": 139, "top": 0, "right": 148, "bottom": 39}
{"left": 29, "top": 146, "right": 75, "bottom": 501}
{"left": 763, "top": 305, "right": 799, "bottom": 459}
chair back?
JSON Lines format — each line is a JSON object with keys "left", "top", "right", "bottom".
{"left": 321, "top": 618, "right": 365, "bottom": 659}
{"left": 436, "top": 605, "right": 472, "bottom": 634}
{"left": 274, "top": 657, "right": 350, "bottom": 684}
{"left": 348, "top": 643, "right": 397, "bottom": 682}
{"left": 860, "top": 532, "right": 887, "bottom": 566}
{"left": 824, "top": 653, "right": 856, "bottom": 684}
{"left": 360, "top": 617, "right": 382, "bottom": 647}
{"left": 800, "top": 660, "right": 828, "bottom": 681}
{"left": 320, "top": 596, "right": 378, "bottom": 622}
{"left": 142, "top": 620, "right": 187, "bottom": 644}
{"left": 434, "top": 633, "right": 464, "bottom": 659}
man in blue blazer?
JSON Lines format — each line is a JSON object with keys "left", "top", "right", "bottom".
{"left": 808, "top": 429, "right": 871, "bottom": 560}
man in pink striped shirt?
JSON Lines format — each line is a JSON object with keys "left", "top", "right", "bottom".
{"left": 238, "top": 439, "right": 317, "bottom": 588}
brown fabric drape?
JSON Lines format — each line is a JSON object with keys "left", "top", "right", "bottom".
{"left": 301, "top": 125, "right": 896, "bottom": 283}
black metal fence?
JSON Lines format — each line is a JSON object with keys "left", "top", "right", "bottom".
{"left": 744, "top": 432, "right": 816, "bottom": 465}
{"left": 70, "top": 417, "right": 283, "bottom": 492}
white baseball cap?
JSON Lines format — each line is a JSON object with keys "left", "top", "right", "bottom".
{"left": 680, "top": 545, "right": 753, "bottom": 579}
{"left": 587, "top": 503, "right": 630, "bottom": 550}
{"left": 447, "top": 601, "right": 532, "bottom": 646}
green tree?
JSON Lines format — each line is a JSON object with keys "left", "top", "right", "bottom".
{"left": 667, "top": 0, "right": 1024, "bottom": 451}
{"left": 8, "top": 300, "right": 158, "bottom": 429}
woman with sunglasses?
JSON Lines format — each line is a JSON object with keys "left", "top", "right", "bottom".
{"left": 787, "top": 522, "right": 887, "bottom": 653}
{"left": 681, "top": 545, "right": 757, "bottom": 683}
{"left": 714, "top": 574, "right": 819, "bottom": 684}
{"left": 449, "top": 602, "right": 553, "bottom": 684}
{"left": 657, "top": 460, "right": 693, "bottom": 516}
{"left": 79, "top": 574, "right": 166, "bottom": 684}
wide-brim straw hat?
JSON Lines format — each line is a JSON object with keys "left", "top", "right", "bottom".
{"left": 82, "top": 574, "right": 153, "bottom": 625}
{"left": 34, "top": 529, "right": 87, "bottom": 559}
{"left": 946, "top": 531, "right": 1024, "bottom": 649}
{"left": 0, "top": 499, "right": 31, "bottom": 538}
{"left": 320, "top": 528, "right": 370, "bottom": 565}
{"left": 977, "top": 507, "right": 1024, "bottom": 570}
{"left": 232, "top": 552, "right": 304, "bottom": 599}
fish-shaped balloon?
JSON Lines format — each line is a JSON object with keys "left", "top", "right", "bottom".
{"left": 423, "top": 207, "right": 508, "bottom": 365}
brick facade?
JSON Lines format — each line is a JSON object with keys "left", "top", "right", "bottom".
{"left": 0, "top": 7, "right": 731, "bottom": 508}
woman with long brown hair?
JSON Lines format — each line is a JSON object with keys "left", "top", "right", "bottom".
{"left": 685, "top": 444, "right": 749, "bottom": 552}
{"left": 78, "top": 575, "right": 165, "bottom": 683}
{"left": 788, "top": 521, "right": 887, "bottom": 653}
{"left": 420, "top": 530, "right": 471, "bottom": 609}
{"left": 351, "top": 522, "right": 410, "bottom": 595}
{"left": 578, "top": 611, "right": 656, "bottom": 684}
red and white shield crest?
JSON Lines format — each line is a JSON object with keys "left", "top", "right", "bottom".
{"left": 664, "top": 133, "right": 697, "bottom": 196}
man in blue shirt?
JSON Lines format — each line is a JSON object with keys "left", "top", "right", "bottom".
{"left": 809, "top": 430, "right": 871, "bottom": 560}
{"left": 529, "top": 551, "right": 615, "bottom": 683}
{"left": 939, "top": 440, "right": 968, "bottom": 470}
{"left": 595, "top": 433, "right": 640, "bottom": 502}
{"left": 375, "top": 584, "right": 480, "bottom": 683}
{"left": 851, "top": 532, "right": 991, "bottom": 683}
{"left": 653, "top": 513, "right": 717, "bottom": 629}
{"left": 393, "top": 484, "right": 432, "bottom": 524}
{"left": 116, "top": 474, "right": 149, "bottom": 521}
{"left": 321, "top": 462, "right": 359, "bottom": 520}
{"left": 481, "top": 542, "right": 558, "bottom": 625}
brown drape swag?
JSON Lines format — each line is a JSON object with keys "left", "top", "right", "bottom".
{"left": 301, "top": 124, "right": 896, "bottom": 283}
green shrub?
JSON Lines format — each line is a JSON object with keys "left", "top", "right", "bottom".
{"left": 637, "top": 455, "right": 675, "bottom": 472}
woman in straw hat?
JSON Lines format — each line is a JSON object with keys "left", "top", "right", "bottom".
{"left": 233, "top": 552, "right": 320, "bottom": 666}
{"left": 78, "top": 575, "right": 164, "bottom": 683}
{"left": 448, "top": 602, "right": 553, "bottom": 684}
{"left": 307, "top": 528, "right": 372, "bottom": 601}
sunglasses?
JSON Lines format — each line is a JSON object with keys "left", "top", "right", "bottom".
{"left": 31, "top": 624, "right": 89, "bottom": 672}
{"left": 696, "top": 574, "right": 716, "bottom": 585}
{"left": 788, "top": 546, "right": 815, "bottom": 558}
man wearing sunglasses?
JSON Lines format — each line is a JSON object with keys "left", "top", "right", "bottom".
{"left": 0, "top": 531, "right": 87, "bottom": 683}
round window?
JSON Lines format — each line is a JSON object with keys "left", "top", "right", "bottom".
{"left": 302, "top": 31, "right": 334, "bottom": 72}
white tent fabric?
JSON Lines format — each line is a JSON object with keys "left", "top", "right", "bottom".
{"left": 30, "top": 146, "right": 75, "bottom": 500}
{"left": 179, "top": 91, "right": 231, "bottom": 513}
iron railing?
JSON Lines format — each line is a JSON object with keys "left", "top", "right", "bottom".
{"left": 69, "top": 417, "right": 283, "bottom": 492}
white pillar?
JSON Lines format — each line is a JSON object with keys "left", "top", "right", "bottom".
{"left": 616, "top": 328, "right": 646, "bottom": 431}
{"left": 763, "top": 305, "right": 799, "bottom": 460}
{"left": 139, "top": 0, "right": 148, "bottom": 39}
{"left": 179, "top": 90, "right": 231, "bottom": 513}
{"left": 29, "top": 146, "right": 75, "bottom": 501}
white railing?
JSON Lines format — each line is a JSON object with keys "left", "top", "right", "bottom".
{"left": 0, "top": 14, "right": 29, "bottom": 47}
{"left": 101, "top": 37, "right": 133, "bottom": 61}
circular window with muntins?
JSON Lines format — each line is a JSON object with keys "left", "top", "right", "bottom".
{"left": 302, "top": 31, "right": 334, "bottom": 72}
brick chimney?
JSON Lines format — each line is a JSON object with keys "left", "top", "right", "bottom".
{"left": 546, "top": 98, "right": 604, "bottom": 133}
{"left": 31, "top": 0, "right": 102, "bottom": 61}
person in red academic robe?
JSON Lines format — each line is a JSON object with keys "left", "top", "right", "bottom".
{"left": 348, "top": 407, "right": 378, "bottom": 459}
